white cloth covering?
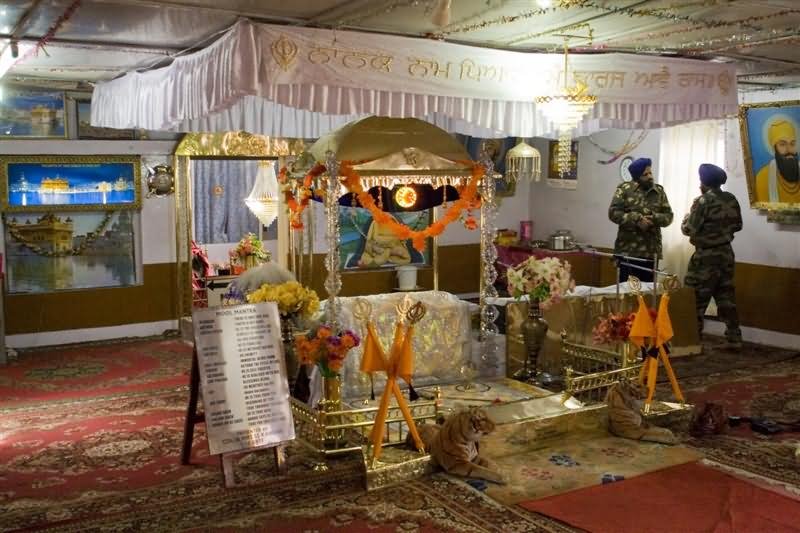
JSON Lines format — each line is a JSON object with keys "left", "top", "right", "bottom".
{"left": 92, "top": 20, "right": 738, "bottom": 138}
{"left": 322, "top": 291, "right": 473, "bottom": 399}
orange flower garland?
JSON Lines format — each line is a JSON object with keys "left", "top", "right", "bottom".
{"left": 278, "top": 163, "right": 326, "bottom": 229}
{"left": 340, "top": 160, "right": 484, "bottom": 252}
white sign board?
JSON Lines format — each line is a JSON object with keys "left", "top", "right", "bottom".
{"left": 192, "top": 302, "right": 295, "bottom": 455}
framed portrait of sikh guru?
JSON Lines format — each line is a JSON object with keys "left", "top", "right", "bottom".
{"left": 738, "top": 100, "right": 800, "bottom": 224}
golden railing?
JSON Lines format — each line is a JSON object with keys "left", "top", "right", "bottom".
{"left": 561, "top": 333, "right": 642, "bottom": 404}
{"left": 290, "top": 397, "right": 439, "bottom": 457}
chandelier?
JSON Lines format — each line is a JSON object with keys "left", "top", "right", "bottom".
{"left": 245, "top": 161, "right": 280, "bottom": 227}
{"left": 505, "top": 140, "right": 542, "bottom": 182}
{"left": 535, "top": 41, "right": 597, "bottom": 177}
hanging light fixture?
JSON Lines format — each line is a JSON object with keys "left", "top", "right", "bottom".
{"left": 245, "top": 161, "right": 280, "bottom": 227}
{"left": 535, "top": 40, "right": 597, "bottom": 177}
{"left": 505, "top": 141, "right": 542, "bottom": 182}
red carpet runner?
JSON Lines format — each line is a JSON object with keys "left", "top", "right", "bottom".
{"left": 0, "top": 339, "right": 192, "bottom": 405}
{"left": 521, "top": 462, "right": 800, "bottom": 533}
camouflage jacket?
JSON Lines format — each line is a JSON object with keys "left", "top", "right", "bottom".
{"left": 681, "top": 188, "right": 742, "bottom": 251}
{"left": 608, "top": 182, "right": 674, "bottom": 258}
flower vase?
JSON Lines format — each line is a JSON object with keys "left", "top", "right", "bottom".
{"left": 280, "top": 319, "right": 299, "bottom": 391}
{"left": 513, "top": 301, "right": 548, "bottom": 383}
{"left": 322, "top": 375, "right": 342, "bottom": 412}
{"left": 620, "top": 341, "right": 634, "bottom": 368}
{"left": 321, "top": 375, "right": 345, "bottom": 444}
{"left": 244, "top": 254, "right": 259, "bottom": 270}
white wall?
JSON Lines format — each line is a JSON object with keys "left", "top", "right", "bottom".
{"left": 528, "top": 131, "right": 661, "bottom": 246}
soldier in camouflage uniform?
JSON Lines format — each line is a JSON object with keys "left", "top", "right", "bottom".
{"left": 608, "top": 157, "right": 674, "bottom": 282}
{"left": 682, "top": 163, "right": 743, "bottom": 350}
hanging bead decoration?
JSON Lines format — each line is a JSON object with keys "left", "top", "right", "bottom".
{"left": 478, "top": 142, "right": 500, "bottom": 374}
{"left": 324, "top": 151, "right": 342, "bottom": 329}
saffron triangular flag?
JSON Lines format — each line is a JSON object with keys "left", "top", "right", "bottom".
{"left": 628, "top": 294, "right": 656, "bottom": 348}
{"left": 655, "top": 294, "right": 674, "bottom": 348}
{"left": 359, "top": 323, "right": 386, "bottom": 374}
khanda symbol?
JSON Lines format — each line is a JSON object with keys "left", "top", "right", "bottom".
{"left": 396, "top": 295, "right": 426, "bottom": 325}
{"left": 271, "top": 35, "right": 298, "bottom": 72}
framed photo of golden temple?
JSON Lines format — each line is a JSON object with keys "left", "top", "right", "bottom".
{"left": 0, "top": 155, "right": 142, "bottom": 212}
{"left": 738, "top": 100, "right": 800, "bottom": 222}
{"left": 0, "top": 87, "right": 67, "bottom": 139}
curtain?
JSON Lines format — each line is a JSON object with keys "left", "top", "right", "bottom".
{"left": 657, "top": 120, "right": 725, "bottom": 283}
{"left": 191, "top": 159, "right": 261, "bottom": 244}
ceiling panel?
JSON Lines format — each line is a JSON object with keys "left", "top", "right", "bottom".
{"left": 0, "top": 0, "right": 797, "bottom": 89}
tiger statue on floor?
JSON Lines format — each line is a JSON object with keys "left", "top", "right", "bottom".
{"left": 606, "top": 378, "right": 677, "bottom": 444}
{"left": 408, "top": 407, "right": 506, "bottom": 484}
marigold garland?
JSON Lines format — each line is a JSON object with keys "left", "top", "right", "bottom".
{"left": 278, "top": 163, "right": 326, "bottom": 230}
{"left": 340, "top": 160, "right": 484, "bottom": 252}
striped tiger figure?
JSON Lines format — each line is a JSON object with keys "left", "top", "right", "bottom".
{"left": 411, "top": 407, "right": 506, "bottom": 484}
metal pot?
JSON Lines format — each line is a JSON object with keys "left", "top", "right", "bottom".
{"left": 548, "top": 230, "right": 574, "bottom": 250}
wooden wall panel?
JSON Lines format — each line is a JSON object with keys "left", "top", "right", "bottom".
{"left": 5, "top": 263, "right": 178, "bottom": 334}
{"left": 734, "top": 262, "right": 800, "bottom": 335}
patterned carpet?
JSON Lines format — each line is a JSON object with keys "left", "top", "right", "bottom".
{"left": 480, "top": 434, "right": 701, "bottom": 505}
{"left": 657, "top": 342, "right": 800, "bottom": 496}
{"left": 0, "top": 365, "right": 573, "bottom": 532}
{"left": 3, "top": 334, "right": 799, "bottom": 531}
{"left": 0, "top": 338, "right": 192, "bottom": 405}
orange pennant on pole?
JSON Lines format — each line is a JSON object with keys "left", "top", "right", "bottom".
{"left": 655, "top": 294, "right": 674, "bottom": 348}
{"left": 628, "top": 294, "right": 656, "bottom": 349}
{"left": 359, "top": 323, "right": 386, "bottom": 374}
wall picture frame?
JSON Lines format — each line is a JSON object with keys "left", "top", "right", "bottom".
{"left": 339, "top": 205, "right": 432, "bottom": 271}
{"left": 1, "top": 155, "right": 142, "bottom": 212}
{"left": 547, "top": 140, "right": 579, "bottom": 189}
{"left": 0, "top": 87, "right": 67, "bottom": 139}
{"left": 4, "top": 210, "right": 138, "bottom": 294}
{"left": 738, "top": 100, "right": 800, "bottom": 222}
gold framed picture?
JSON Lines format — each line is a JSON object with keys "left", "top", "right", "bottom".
{"left": 738, "top": 100, "right": 800, "bottom": 222}
{"left": 1, "top": 155, "right": 142, "bottom": 212}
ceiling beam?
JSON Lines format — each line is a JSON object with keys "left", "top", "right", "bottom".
{"left": 0, "top": 0, "right": 45, "bottom": 58}
{"left": 0, "top": 34, "right": 181, "bottom": 55}
{"left": 710, "top": 49, "right": 800, "bottom": 68}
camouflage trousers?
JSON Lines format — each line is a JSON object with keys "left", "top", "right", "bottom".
{"left": 684, "top": 243, "right": 741, "bottom": 343}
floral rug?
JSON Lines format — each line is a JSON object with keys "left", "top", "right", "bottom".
{"left": 0, "top": 386, "right": 575, "bottom": 533}
{"left": 0, "top": 338, "right": 192, "bottom": 405}
{"left": 664, "top": 334, "right": 799, "bottom": 382}
{"left": 479, "top": 433, "right": 702, "bottom": 505}
{"left": 656, "top": 353, "right": 800, "bottom": 497}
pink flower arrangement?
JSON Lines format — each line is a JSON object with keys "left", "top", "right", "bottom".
{"left": 592, "top": 312, "right": 635, "bottom": 345}
{"left": 506, "top": 256, "right": 574, "bottom": 310}
{"left": 591, "top": 307, "right": 657, "bottom": 345}
{"left": 229, "top": 233, "right": 269, "bottom": 261}
{"left": 295, "top": 324, "right": 360, "bottom": 378}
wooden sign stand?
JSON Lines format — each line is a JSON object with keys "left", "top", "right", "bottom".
{"left": 181, "top": 347, "right": 288, "bottom": 488}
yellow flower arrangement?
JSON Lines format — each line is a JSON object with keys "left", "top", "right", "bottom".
{"left": 246, "top": 281, "right": 320, "bottom": 319}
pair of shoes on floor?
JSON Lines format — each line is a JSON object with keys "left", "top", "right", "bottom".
{"left": 718, "top": 341, "right": 743, "bottom": 352}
